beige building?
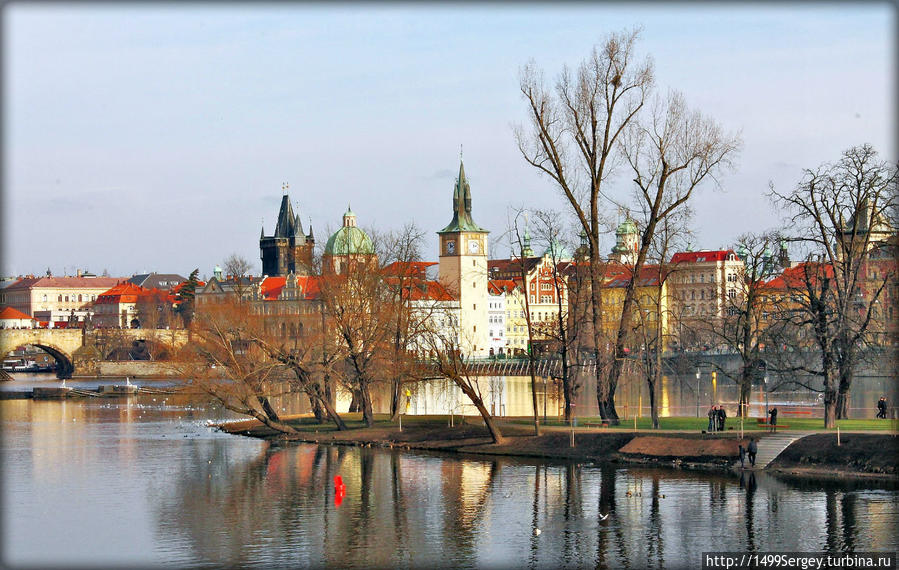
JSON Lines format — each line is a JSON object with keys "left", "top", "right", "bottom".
{"left": 437, "top": 161, "right": 490, "bottom": 357}
{"left": 667, "top": 249, "right": 744, "bottom": 348}
{"left": 1, "top": 275, "right": 124, "bottom": 324}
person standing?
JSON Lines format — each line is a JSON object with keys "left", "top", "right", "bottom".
{"left": 769, "top": 407, "right": 778, "bottom": 433}
{"left": 738, "top": 444, "right": 746, "bottom": 468}
{"left": 717, "top": 405, "right": 727, "bottom": 432}
{"left": 877, "top": 396, "right": 887, "bottom": 419}
{"left": 708, "top": 406, "right": 717, "bottom": 432}
{"left": 747, "top": 438, "right": 758, "bottom": 467}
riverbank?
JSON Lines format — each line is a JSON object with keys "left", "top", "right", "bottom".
{"left": 217, "top": 414, "right": 898, "bottom": 482}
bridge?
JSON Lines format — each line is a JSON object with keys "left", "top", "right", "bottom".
{"left": 1, "top": 328, "right": 190, "bottom": 379}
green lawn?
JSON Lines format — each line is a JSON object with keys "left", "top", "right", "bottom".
{"left": 282, "top": 412, "right": 897, "bottom": 434}
{"left": 534, "top": 415, "right": 898, "bottom": 432}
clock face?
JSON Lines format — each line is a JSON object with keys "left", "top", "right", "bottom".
{"left": 446, "top": 240, "right": 456, "bottom": 254}
{"left": 468, "top": 240, "right": 479, "bottom": 253}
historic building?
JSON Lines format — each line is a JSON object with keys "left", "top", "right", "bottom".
{"left": 1, "top": 275, "right": 124, "bottom": 324}
{"left": 260, "top": 193, "right": 315, "bottom": 277}
{"left": 437, "top": 161, "right": 490, "bottom": 357}
{"left": 323, "top": 207, "right": 376, "bottom": 275}
{"left": 93, "top": 282, "right": 174, "bottom": 329}
{"left": 608, "top": 217, "right": 639, "bottom": 265}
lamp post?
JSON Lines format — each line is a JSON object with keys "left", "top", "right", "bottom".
{"left": 764, "top": 374, "right": 769, "bottom": 418}
{"left": 695, "top": 368, "right": 701, "bottom": 417}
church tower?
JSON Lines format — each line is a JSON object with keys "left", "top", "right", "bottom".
{"left": 437, "top": 160, "right": 489, "bottom": 356}
{"left": 260, "top": 189, "right": 315, "bottom": 276}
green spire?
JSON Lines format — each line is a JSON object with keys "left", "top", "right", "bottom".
{"left": 438, "top": 159, "right": 488, "bottom": 234}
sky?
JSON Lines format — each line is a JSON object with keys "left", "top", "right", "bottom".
{"left": 3, "top": 3, "right": 895, "bottom": 279}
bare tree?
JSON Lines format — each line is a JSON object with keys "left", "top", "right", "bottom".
{"left": 508, "top": 209, "right": 542, "bottom": 436}
{"left": 632, "top": 212, "right": 691, "bottom": 428}
{"left": 180, "top": 297, "right": 348, "bottom": 433}
{"left": 701, "top": 232, "right": 783, "bottom": 417}
{"left": 516, "top": 28, "right": 653, "bottom": 424}
{"left": 609, "top": 90, "right": 740, "bottom": 424}
{"left": 770, "top": 145, "right": 897, "bottom": 426}
{"left": 224, "top": 253, "right": 253, "bottom": 279}
{"left": 531, "top": 209, "right": 582, "bottom": 423}
{"left": 377, "top": 222, "right": 432, "bottom": 421}
{"left": 423, "top": 322, "right": 507, "bottom": 445}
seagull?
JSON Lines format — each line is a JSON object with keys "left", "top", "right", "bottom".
{"left": 533, "top": 528, "right": 541, "bottom": 536}
{"left": 599, "top": 513, "right": 609, "bottom": 521}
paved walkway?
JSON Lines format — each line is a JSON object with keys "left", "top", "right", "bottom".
{"left": 739, "top": 431, "right": 815, "bottom": 470}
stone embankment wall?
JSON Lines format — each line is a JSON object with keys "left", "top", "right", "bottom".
{"left": 95, "top": 361, "right": 181, "bottom": 378}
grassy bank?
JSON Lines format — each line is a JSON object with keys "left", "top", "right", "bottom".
{"left": 217, "top": 413, "right": 897, "bottom": 481}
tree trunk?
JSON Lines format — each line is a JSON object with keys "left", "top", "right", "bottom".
{"left": 588, "top": 255, "right": 618, "bottom": 423}
{"left": 349, "top": 389, "right": 362, "bottom": 413}
{"left": 648, "top": 377, "right": 659, "bottom": 429}
{"left": 257, "top": 395, "right": 281, "bottom": 423}
{"left": 452, "top": 375, "right": 505, "bottom": 444}
{"left": 528, "top": 354, "right": 541, "bottom": 436}
{"left": 309, "top": 393, "right": 326, "bottom": 423}
{"left": 836, "top": 391, "right": 850, "bottom": 420}
{"left": 389, "top": 374, "right": 401, "bottom": 422}
{"left": 360, "top": 383, "right": 374, "bottom": 427}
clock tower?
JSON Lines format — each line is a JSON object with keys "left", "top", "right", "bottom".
{"left": 437, "top": 160, "right": 489, "bottom": 356}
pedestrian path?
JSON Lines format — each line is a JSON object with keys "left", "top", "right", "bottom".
{"left": 740, "top": 431, "right": 814, "bottom": 470}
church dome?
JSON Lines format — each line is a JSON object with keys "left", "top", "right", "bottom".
{"left": 543, "top": 239, "right": 572, "bottom": 261}
{"left": 616, "top": 219, "right": 638, "bottom": 235}
{"left": 324, "top": 207, "right": 374, "bottom": 256}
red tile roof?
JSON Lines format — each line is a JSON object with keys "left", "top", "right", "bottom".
{"left": 4, "top": 276, "right": 124, "bottom": 290}
{"left": 762, "top": 262, "right": 834, "bottom": 291}
{"left": 406, "top": 280, "right": 455, "bottom": 302}
{"left": 488, "top": 279, "right": 519, "bottom": 295}
{"left": 259, "top": 276, "right": 321, "bottom": 301}
{"left": 670, "top": 250, "right": 736, "bottom": 264}
{"left": 382, "top": 261, "right": 438, "bottom": 278}
{"left": 0, "top": 306, "right": 33, "bottom": 320}
{"left": 95, "top": 283, "right": 173, "bottom": 304}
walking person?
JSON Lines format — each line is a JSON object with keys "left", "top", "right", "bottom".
{"left": 747, "top": 438, "right": 758, "bottom": 467}
{"left": 717, "top": 405, "right": 727, "bottom": 432}
{"left": 769, "top": 407, "right": 778, "bottom": 433}
{"left": 708, "top": 406, "right": 717, "bottom": 432}
{"left": 738, "top": 444, "right": 746, "bottom": 469}
{"left": 877, "top": 396, "right": 887, "bottom": 419}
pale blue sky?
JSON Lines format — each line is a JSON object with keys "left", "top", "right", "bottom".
{"left": 4, "top": 3, "right": 895, "bottom": 278}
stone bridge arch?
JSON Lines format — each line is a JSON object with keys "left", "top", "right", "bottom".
{"left": 0, "top": 329, "right": 82, "bottom": 379}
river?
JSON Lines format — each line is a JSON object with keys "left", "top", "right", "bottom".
{"left": 2, "top": 378, "right": 897, "bottom": 568}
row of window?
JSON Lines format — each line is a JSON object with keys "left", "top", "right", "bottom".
{"left": 42, "top": 293, "right": 97, "bottom": 303}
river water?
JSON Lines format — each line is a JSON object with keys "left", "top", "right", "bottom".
{"left": 2, "top": 380, "right": 897, "bottom": 568}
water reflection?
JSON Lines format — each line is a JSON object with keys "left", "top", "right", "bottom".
{"left": 3, "top": 398, "right": 897, "bottom": 568}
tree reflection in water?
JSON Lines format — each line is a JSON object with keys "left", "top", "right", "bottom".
{"left": 152, "top": 444, "right": 898, "bottom": 568}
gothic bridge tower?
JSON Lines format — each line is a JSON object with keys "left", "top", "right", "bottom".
{"left": 260, "top": 187, "right": 315, "bottom": 276}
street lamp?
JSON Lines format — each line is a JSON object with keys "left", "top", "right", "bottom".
{"left": 764, "top": 374, "right": 769, "bottom": 418}
{"left": 695, "top": 368, "right": 701, "bottom": 417}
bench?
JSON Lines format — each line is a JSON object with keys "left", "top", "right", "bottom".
{"left": 781, "top": 410, "right": 812, "bottom": 415}
{"left": 757, "top": 424, "right": 789, "bottom": 429}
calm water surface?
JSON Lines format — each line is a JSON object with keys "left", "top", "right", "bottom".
{"left": 2, "top": 384, "right": 897, "bottom": 569}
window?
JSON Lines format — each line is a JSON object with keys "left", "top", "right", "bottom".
{"left": 700, "top": 290, "right": 705, "bottom": 300}
{"left": 700, "top": 274, "right": 705, "bottom": 283}
{"left": 43, "top": 294, "right": 48, "bottom": 302}
{"left": 58, "top": 295, "right": 63, "bottom": 302}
